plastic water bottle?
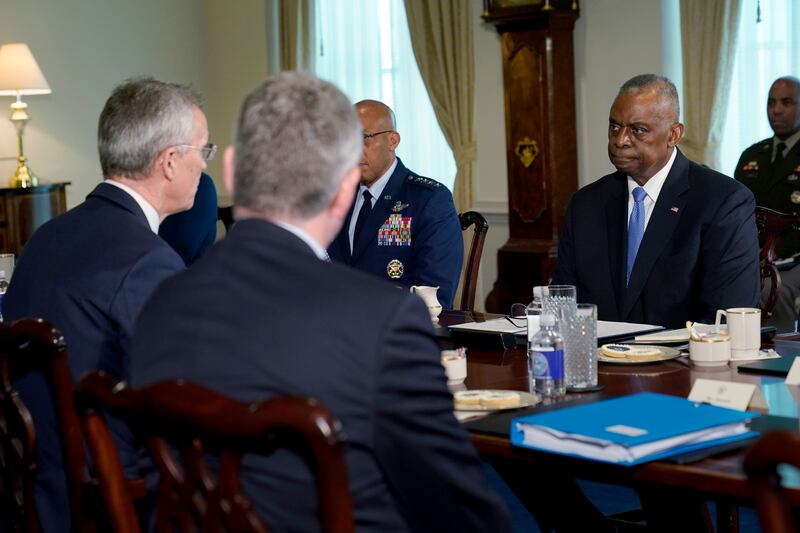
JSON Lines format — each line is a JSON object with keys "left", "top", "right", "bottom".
{"left": 528, "top": 312, "right": 566, "bottom": 397}
{"left": 525, "top": 298, "right": 541, "bottom": 347}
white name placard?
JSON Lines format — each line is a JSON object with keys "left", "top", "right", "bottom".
{"left": 688, "top": 378, "right": 767, "bottom": 411}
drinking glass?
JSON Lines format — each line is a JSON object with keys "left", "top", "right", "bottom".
{"left": 0, "top": 254, "right": 15, "bottom": 282}
{"left": 534, "top": 285, "right": 577, "bottom": 320}
{"left": 563, "top": 303, "right": 598, "bottom": 391}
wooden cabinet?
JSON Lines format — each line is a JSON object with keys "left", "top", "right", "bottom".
{"left": 482, "top": 0, "right": 580, "bottom": 313}
{"left": 0, "top": 183, "right": 69, "bottom": 255}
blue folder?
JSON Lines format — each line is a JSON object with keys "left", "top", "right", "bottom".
{"left": 510, "top": 392, "right": 759, "bottom": 466}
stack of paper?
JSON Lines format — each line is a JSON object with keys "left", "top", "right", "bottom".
{"left": 511, "top": 392, "right": 758, "bottom": 465}
{"left": 449, "top": 318, "right": 525, "bottom": 334}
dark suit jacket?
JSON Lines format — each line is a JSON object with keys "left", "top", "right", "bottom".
{"left": 130, "top": 219, "right": 511, "bottom": 533}
{"left": 552, "top": 149, "right": 760, "bottom": 329}
{"left": 328, "top": 158, "right": 463, "bottom": 308}
{"left": 4, "top": 182, "right": 184, "bottom": 532}
{"left": 734, "top": 137, "right": 800, "bottom": 258}
{"left": 159, "top": 172, "right": 218, "bottom": 265}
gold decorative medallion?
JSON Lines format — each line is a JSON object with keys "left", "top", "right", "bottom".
{"left": 387, "top": 259, "right": 404, "bottom": 279}
{"left": 514, "top": 137, "right": 539, "bottom": 168}
{"left": 791, "top": 191, "right": 800, "bottom": 205}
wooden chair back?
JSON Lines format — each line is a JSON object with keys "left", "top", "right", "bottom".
{"left": 75, "top": 371, "right": 355, "bottom": 533}
{"left": 743, "top": 429, "right": 800, "bottom": 533}
{"left": 459, "top": 211, "right": 489, "bottom": 311}
{"left": 755, "top": 207, "right": 800, "bottom": 319}
{"left": 217, "top": 205, "right": 234, "bottom": 233}
{"left": 0, "top": 318, "right": 96, "bottom": 533}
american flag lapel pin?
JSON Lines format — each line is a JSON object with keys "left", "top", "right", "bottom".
{"left": 670, "top": 207, "right": 679, "bottom": 213}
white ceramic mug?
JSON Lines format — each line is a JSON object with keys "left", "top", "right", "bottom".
{"left": 689, "top": 336, "right": 731, "bottom": 367}
{"left": 441, "top": 349, "right": 467, "bottom": 384}
{"left": 715, "top": 307, "right": 761, "bottom": 359}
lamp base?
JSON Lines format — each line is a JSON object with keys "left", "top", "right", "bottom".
{"left": 9, "top": 156, "right": 38, "bottom": 188}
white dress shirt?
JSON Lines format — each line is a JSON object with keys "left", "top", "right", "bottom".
{"left": 348, "top": 158, "right": 398, "bottom": 252}
{"left": 105, "top": 179, "right": 160, "bottom": 234}
{"left": 626, "top": 147, "right": 678, "bottom": 231}
{"left": 274, "top": 221, "right": 329, "bottom": 261}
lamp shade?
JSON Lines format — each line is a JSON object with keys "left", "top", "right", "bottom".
{"left": 0, "top": 43, "right": 51, "bottom": 96}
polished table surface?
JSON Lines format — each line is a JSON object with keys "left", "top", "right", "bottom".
{"left": 438, "top": 309, "right": 800, "bottom": 508}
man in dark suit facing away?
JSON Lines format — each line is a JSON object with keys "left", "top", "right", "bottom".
{"left": 4, "top": 77, "right": 211, "bottom": 531}
{"left": 129, "top": 72, "right": 511, "bottom": 532}
{"left": 553, "top": 74, "right": 760, "bottom": 328}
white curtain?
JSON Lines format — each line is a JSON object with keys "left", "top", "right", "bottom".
{"left": 680, "top": 0, "right": 743, "bottom": 168}
{"left": 313, "top": 0, "right": 456, "bottom": 190}
{"left": 719, "top": 0, "right": 800, "bottom": 176}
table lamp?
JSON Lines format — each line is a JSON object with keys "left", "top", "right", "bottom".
{"left": 0, "top": 43, "right": 51, "bottom": 188}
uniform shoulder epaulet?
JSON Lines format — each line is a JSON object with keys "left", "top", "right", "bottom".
{"left": 745, "top": 138, "right": 773, "bottom": 154}
{"left": 406, "top": 174, "right": 443, "bottom": 190}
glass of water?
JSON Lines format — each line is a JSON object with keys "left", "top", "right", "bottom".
{"left": 563, "top": 303, "right": 598, "bottom": 391}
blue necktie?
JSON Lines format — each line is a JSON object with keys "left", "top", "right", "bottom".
{"left": 626, "top": 186, "right": 647, "bottom": 285}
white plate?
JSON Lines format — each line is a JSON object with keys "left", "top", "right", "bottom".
{"left": 598, "top": 345, "right": 683, "bottom": 365}
{"left": 453, "top": 390, "right": 539, "bottom": 411}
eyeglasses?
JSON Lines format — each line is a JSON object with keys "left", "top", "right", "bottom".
{"left": 175, "top": 143, "right": 217, "bottom": 162}
{"left": 362, "top": 130, "right": 394, "bottom": 142}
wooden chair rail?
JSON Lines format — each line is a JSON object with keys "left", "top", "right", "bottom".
{"left": 459, "top": 211, "right": 489, "bottom": 312}
{"left": 75, "top": 371, "right": 355, "bottom": 533}
{"left": 755, "top": 206, "right": 800, "bottom": 318}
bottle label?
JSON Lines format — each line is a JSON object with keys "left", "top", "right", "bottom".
{"left": 531, "top": 347, "right": 564, "bottom": 381}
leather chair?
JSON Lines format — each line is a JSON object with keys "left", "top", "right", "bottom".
{"left": 217, "top": 205, "right": 234, "bottom": 233}
{"left": 0, "top": 318, "right": 146, "bottom": 533}
{"left": 755, "top": 206, "right": 800, "bottom": 319}
{"left": 75, "top": 371, "right": 355, "bottom": 533}
{"left": 459, "top": 211, "right": 489, "bottom": 311}
{"left": 743, "top": 429, "right": 800, "bottom": 533}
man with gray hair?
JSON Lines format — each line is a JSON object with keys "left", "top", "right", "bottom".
{"left": 129, "top": 72, "right": 512, "bottom": 532}
{"left": 553, "top": 73, "right": 760, "bottom": 328}
{"left": 5, "top": 77, "right": 210, "bottom": 531}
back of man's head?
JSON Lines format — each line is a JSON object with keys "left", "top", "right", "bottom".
{"left": 98, "top": 77, "right": 202, "bottom": 180}
{"left": 232, "top": 72, "right": 361, "bottom": 219}
{"left": 618, "top": 73, "right": 680, "bottom": 123}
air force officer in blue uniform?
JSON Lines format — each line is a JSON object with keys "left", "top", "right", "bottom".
{"left": 327, "top": 100, "right": 463, "bottom": 308}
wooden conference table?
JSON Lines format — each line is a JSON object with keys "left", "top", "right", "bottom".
{"left": 438, "top": 310, "right": 800, "bottom": 531}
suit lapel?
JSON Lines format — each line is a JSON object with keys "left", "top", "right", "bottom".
{"left": 351, "top": 160, "right": 406, "bottom": 261}
{"left": 622, "top": 150, "right": 689, "bottom": 319}
{"left": 605, "top": 174, "right": 627, "bottom": 318}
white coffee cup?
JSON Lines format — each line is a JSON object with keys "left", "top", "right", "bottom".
{"left": 715, "top": 307, "right": 761, "bottom": 359}
{"left": 689, "top": 336, "right": 731, "bottom": 367}
{"left": 441, "top": 349, "right": 467, "bottom": 384}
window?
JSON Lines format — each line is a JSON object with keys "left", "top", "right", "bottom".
{"left": 314, "top": 0, "right": 457, "bottom": 190}
{"left": 719, "top": 0, "right": 800, "bottom": 176}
